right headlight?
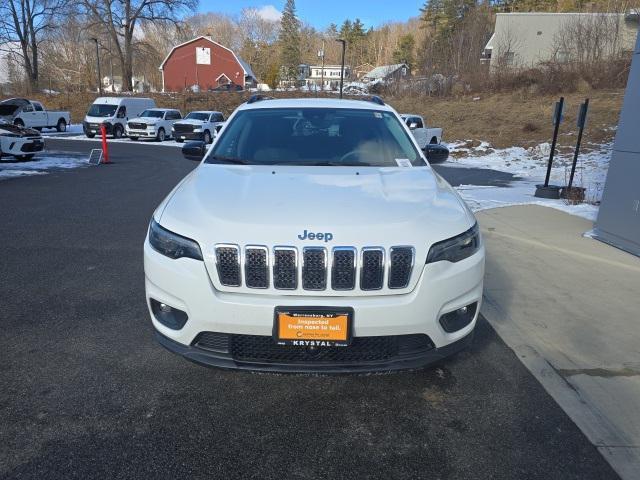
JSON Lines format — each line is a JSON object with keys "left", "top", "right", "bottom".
{"left": 426, "top": 223, "right": 480, "bottom": 264}
{"left": 148, "top": 220, "right": 203, "bottom": 260}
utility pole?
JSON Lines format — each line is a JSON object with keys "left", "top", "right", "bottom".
{"left": 336, "top": 38, "right": 346, "bottom": 99}
{"left": 90, "top": 38, "right": 102, "bottom": 95}
{"left": 319, "top": 40, "right": 325, "bottom": 92}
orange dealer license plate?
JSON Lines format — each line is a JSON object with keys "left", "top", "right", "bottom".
{"left": 274, "top": 307, "right": 353, "bottom": 347}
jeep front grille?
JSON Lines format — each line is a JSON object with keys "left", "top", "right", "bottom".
{"left": 214, "top": 244, "right": 415, "bottom": 292}
{"left": 302, "top": 247, "right": 327, "bottom": 290}
{"left": 273, "top": 247, "right": 297, "bottom": 290}
{"left": 361, "top": 248, "right": 385, "bottom": 290}
{"left": 215, "top": 245, "right": 241, "bottom": 286}
{"left": 388, "top": 247, "right": 415, "bottom": 289}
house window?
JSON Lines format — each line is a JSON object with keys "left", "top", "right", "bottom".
{"left": 217, "top": 74, "right": 230, "bottom": 86}
{"left": 504, "top": 51, "right": 515, "bottom": 66}
{"left": 401, "top": 67, "right": 407, "bottom": 76}
{"left": 557, "top": 51, "right": 570, "bottom": 63}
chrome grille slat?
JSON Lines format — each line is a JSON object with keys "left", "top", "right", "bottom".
{"left": 302, "top": 247, "right": 327, "bottom": 291}
{"left": 331, "top": 247, "right": 356, "bottom": 290}
{"left": 273, "top": 247, "right": 298, "bottom": 290}
{"left": 245, "top": 246, "right": 269, "bottom": 289}
{"left": 388, "top": 247, "right": 414, "bottom": 289}
{"left": 215, "top": 244, "right": 241, "bottom": 286}
{"left": 360, "top": 248, "right": 385, "bottom": 290}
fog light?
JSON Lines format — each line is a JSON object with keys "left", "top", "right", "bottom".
{"left": 439, "top": 302, "right": 477, "bottom": 333}
{"left": 150, "top": 298, "right": 188, "bottom": 330}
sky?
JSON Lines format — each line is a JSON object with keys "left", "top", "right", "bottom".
{"left": 196, "top": 1, "right": 424, "bottom": 30}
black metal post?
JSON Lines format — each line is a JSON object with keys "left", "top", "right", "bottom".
{"left": 91, "top": 38, "right": 103, "bottom": 95}
{"left": 336, "top": 39, "right": 346, "bottom": 99}
{"left": 544, "top": 96, "right": 564, "bottom": 187}
{"left": 568, "top": 98, "right": 589, "bottom": 190}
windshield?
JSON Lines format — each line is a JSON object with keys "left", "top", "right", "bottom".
{"left": 208, "top": 107, "right": 422, "bottom": 167}
{"left": 87, "top": 104, "right": 117, "bottom": 117}
{"left": 140, "top": 110, "right": 164, "bottom": 118}
{"left": 185, "top": 112, "right": 210, "bottom": 121}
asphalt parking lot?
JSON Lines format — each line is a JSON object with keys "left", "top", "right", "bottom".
{"left": 0, "top": 142, "right": 619, "bottom": 479}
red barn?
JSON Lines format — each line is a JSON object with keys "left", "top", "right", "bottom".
{"left": 159, "top": 36, "right": 257, "bottom": 92}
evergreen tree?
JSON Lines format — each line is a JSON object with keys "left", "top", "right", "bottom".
{"left": 278, "top": 0, "right": 301, "bottom": 82}
{"left": 393, "top": 34, "right": 416, "bottom": 69}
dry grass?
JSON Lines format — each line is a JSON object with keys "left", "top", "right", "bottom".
{"left": 3, "top": 87, "right": 624, "bottom": 149}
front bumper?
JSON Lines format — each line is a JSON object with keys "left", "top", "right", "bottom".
{"left": 173, "top": 131, "right": 204, "bottom": 141}
{"left": 83, "top": 121, "right": 113, "bottom": 135}
{"left": 144, "top": 241, "right": 484, "bottom": 373}
{"left": 155, "top": 328, "right": 475, "bottom": 373}
{"left": 126, "top": 128, "right": 157, "bottom": 138}
{"left": 1, "top": 137, "right": 44, "bottom": 155}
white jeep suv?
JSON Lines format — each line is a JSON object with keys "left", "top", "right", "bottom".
{"left": 126, "top": 108, "right": 182, "bottom": 141}
{"left": 144, "top": 96, "right": 484, "bottom": 373}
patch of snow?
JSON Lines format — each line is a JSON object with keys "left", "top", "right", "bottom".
{"left": 448, "top": 139, "right": 611, "bottom": 221}
{"left": 0, "top": 154, "right": 88, "bottom": 180}
{"left": 48, "top": 134, "right": 185, "bottom": 147}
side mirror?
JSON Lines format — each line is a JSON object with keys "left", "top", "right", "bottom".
{"left": 422, "top": 144, "right": 449, "bottom": 163}
{"left": 182, "top": 140, "right": 206, "bottom": 161}
{"left": 408, "top": 122, "right": 418, "bottom": 130}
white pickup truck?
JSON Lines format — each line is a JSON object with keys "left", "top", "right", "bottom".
{"left": 172, "top": 111, "right": 225, "bottom": 144}
{"left": 400, "top": 114, "right": 442, "bottom": 145}
{"left": 0, "top": 98, "right": 70, "bottom": 132}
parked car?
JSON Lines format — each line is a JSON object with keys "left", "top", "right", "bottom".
{"left": 0, "top": 98, "right": 70, "bottom": 132}
{"left": 0, "top": 120, "right": 45, "bottom": 161}
{"left": 400, "top": 114, "right": 443, "bottom": 145}
{"left": 172, "top": 111, "right": 225, "bottom": 144}
{"left": 144, "top": 96, "right": 484, "bottom": 373}
{"left": 126, "top": 108, "right": 182, "bottom": 142}
{"left": 83, "top": 97, "right": 155, "bottom": 139}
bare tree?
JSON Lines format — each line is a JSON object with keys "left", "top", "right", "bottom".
{"left": 0, "top": 0, "right": 69, "bottom": 91}
{"left": 80, "top": 0, "right": 197, "bottom": 91}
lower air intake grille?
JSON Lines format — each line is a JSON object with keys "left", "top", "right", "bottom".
{"left": 302, "top": 248, "right": 327, "bottom": 290}
{"left": 388, "top": 247, "right": 414, "bottom": 289}
{"left": 215, "top": 245, "right": 241, "bottom": 286}
{"left": 245, "top": 247, "right": 268, "bottom": 288}
{"left": 361, "top": 249, "right": 384, "bottom": 290}
{"left": 226, "top": 333, "right": 434, "bottom": 364}
{"left": 192, "top": 332, "right": 230, "bottom": 353}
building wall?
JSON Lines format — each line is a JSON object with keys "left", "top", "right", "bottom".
{"left": 161, "top": 38, "right": 245, "bottom": 92}
{"left": 594, "top": 30, "right": 640, "bottom": 256}
{"left": 486, "top": 13, "right": 638, "bottom": 68}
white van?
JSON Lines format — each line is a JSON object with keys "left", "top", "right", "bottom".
{"left": 83, "top": 97, "right": 155, "bottom": 138}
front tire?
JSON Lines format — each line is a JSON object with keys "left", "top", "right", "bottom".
{"left": 56, "top": 118, "right": 67, "bottom": 132}
{"left": 86, "top": 133, "right": 95, "bottom": 138}
{"left": 113, "top": 125, "right": 124, "bottom": 139}
{"left": 175, "top": 138, "right": 184, "bottom": 143}
{"left": 430, "top": 137, "right": 439, "bottom": 144}
{"left": 156, "top": 128, "right": 166, "bottom": 142}
{"left": 129, "top": 136, "right": 139, "bottom": 141}
{"left": 16, "top": 154, "right": 34, "bottom": 161}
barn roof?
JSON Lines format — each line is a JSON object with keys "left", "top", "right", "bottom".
{"left": 364, "top": 63, "right": 408, "bottom": 80}
{"left": 159, "top": 36, "right": 257, "bottom": 81}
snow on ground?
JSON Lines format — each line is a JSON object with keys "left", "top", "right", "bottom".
{"left": 0, "top": 154, "right": 89, "bottom": 180}
{"left": 446, "top": 140, "right": 611, "bottom": 221}
{"left": 40, "top": 124, "right": 84, "bottom": 136}
{"left": 46, "top": 133, "right": 185, "bottom": 147}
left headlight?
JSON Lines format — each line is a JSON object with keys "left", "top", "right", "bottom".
{"left": 426, "top": 223, "right": 480, "bottom": 264}
{"left": 148, "top": 220, "right": 203, "bottom": 261}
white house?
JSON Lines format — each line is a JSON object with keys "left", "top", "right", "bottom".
{"left": 483, "top": 12, "right": 639, "bottom": 68}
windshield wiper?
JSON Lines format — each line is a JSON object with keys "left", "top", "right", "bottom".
{"left": 209, "top": 155, "right": 249, "bottom": 165}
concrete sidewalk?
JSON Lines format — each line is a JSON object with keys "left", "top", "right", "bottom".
{"left": 477, "top": 205, "right": 640, "bottom": 480}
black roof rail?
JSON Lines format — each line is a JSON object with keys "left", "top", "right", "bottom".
{"left": 247, "top": 94, "right": 273, "bottom": 104}
{"left": 368, "top": 96, "right": 385, "bottom": 106}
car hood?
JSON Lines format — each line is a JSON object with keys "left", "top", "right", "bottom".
{"left": 129, "top": 117, "right": 159, "bottom": 123}
{"left": 158, "top": 164, "right": 474, "bottom": 252}
{"left": 0, "top": 122, "right": 41, "bottom": 137}
{"left": 175, "top": 119, "right": 206, "bottom": 126}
